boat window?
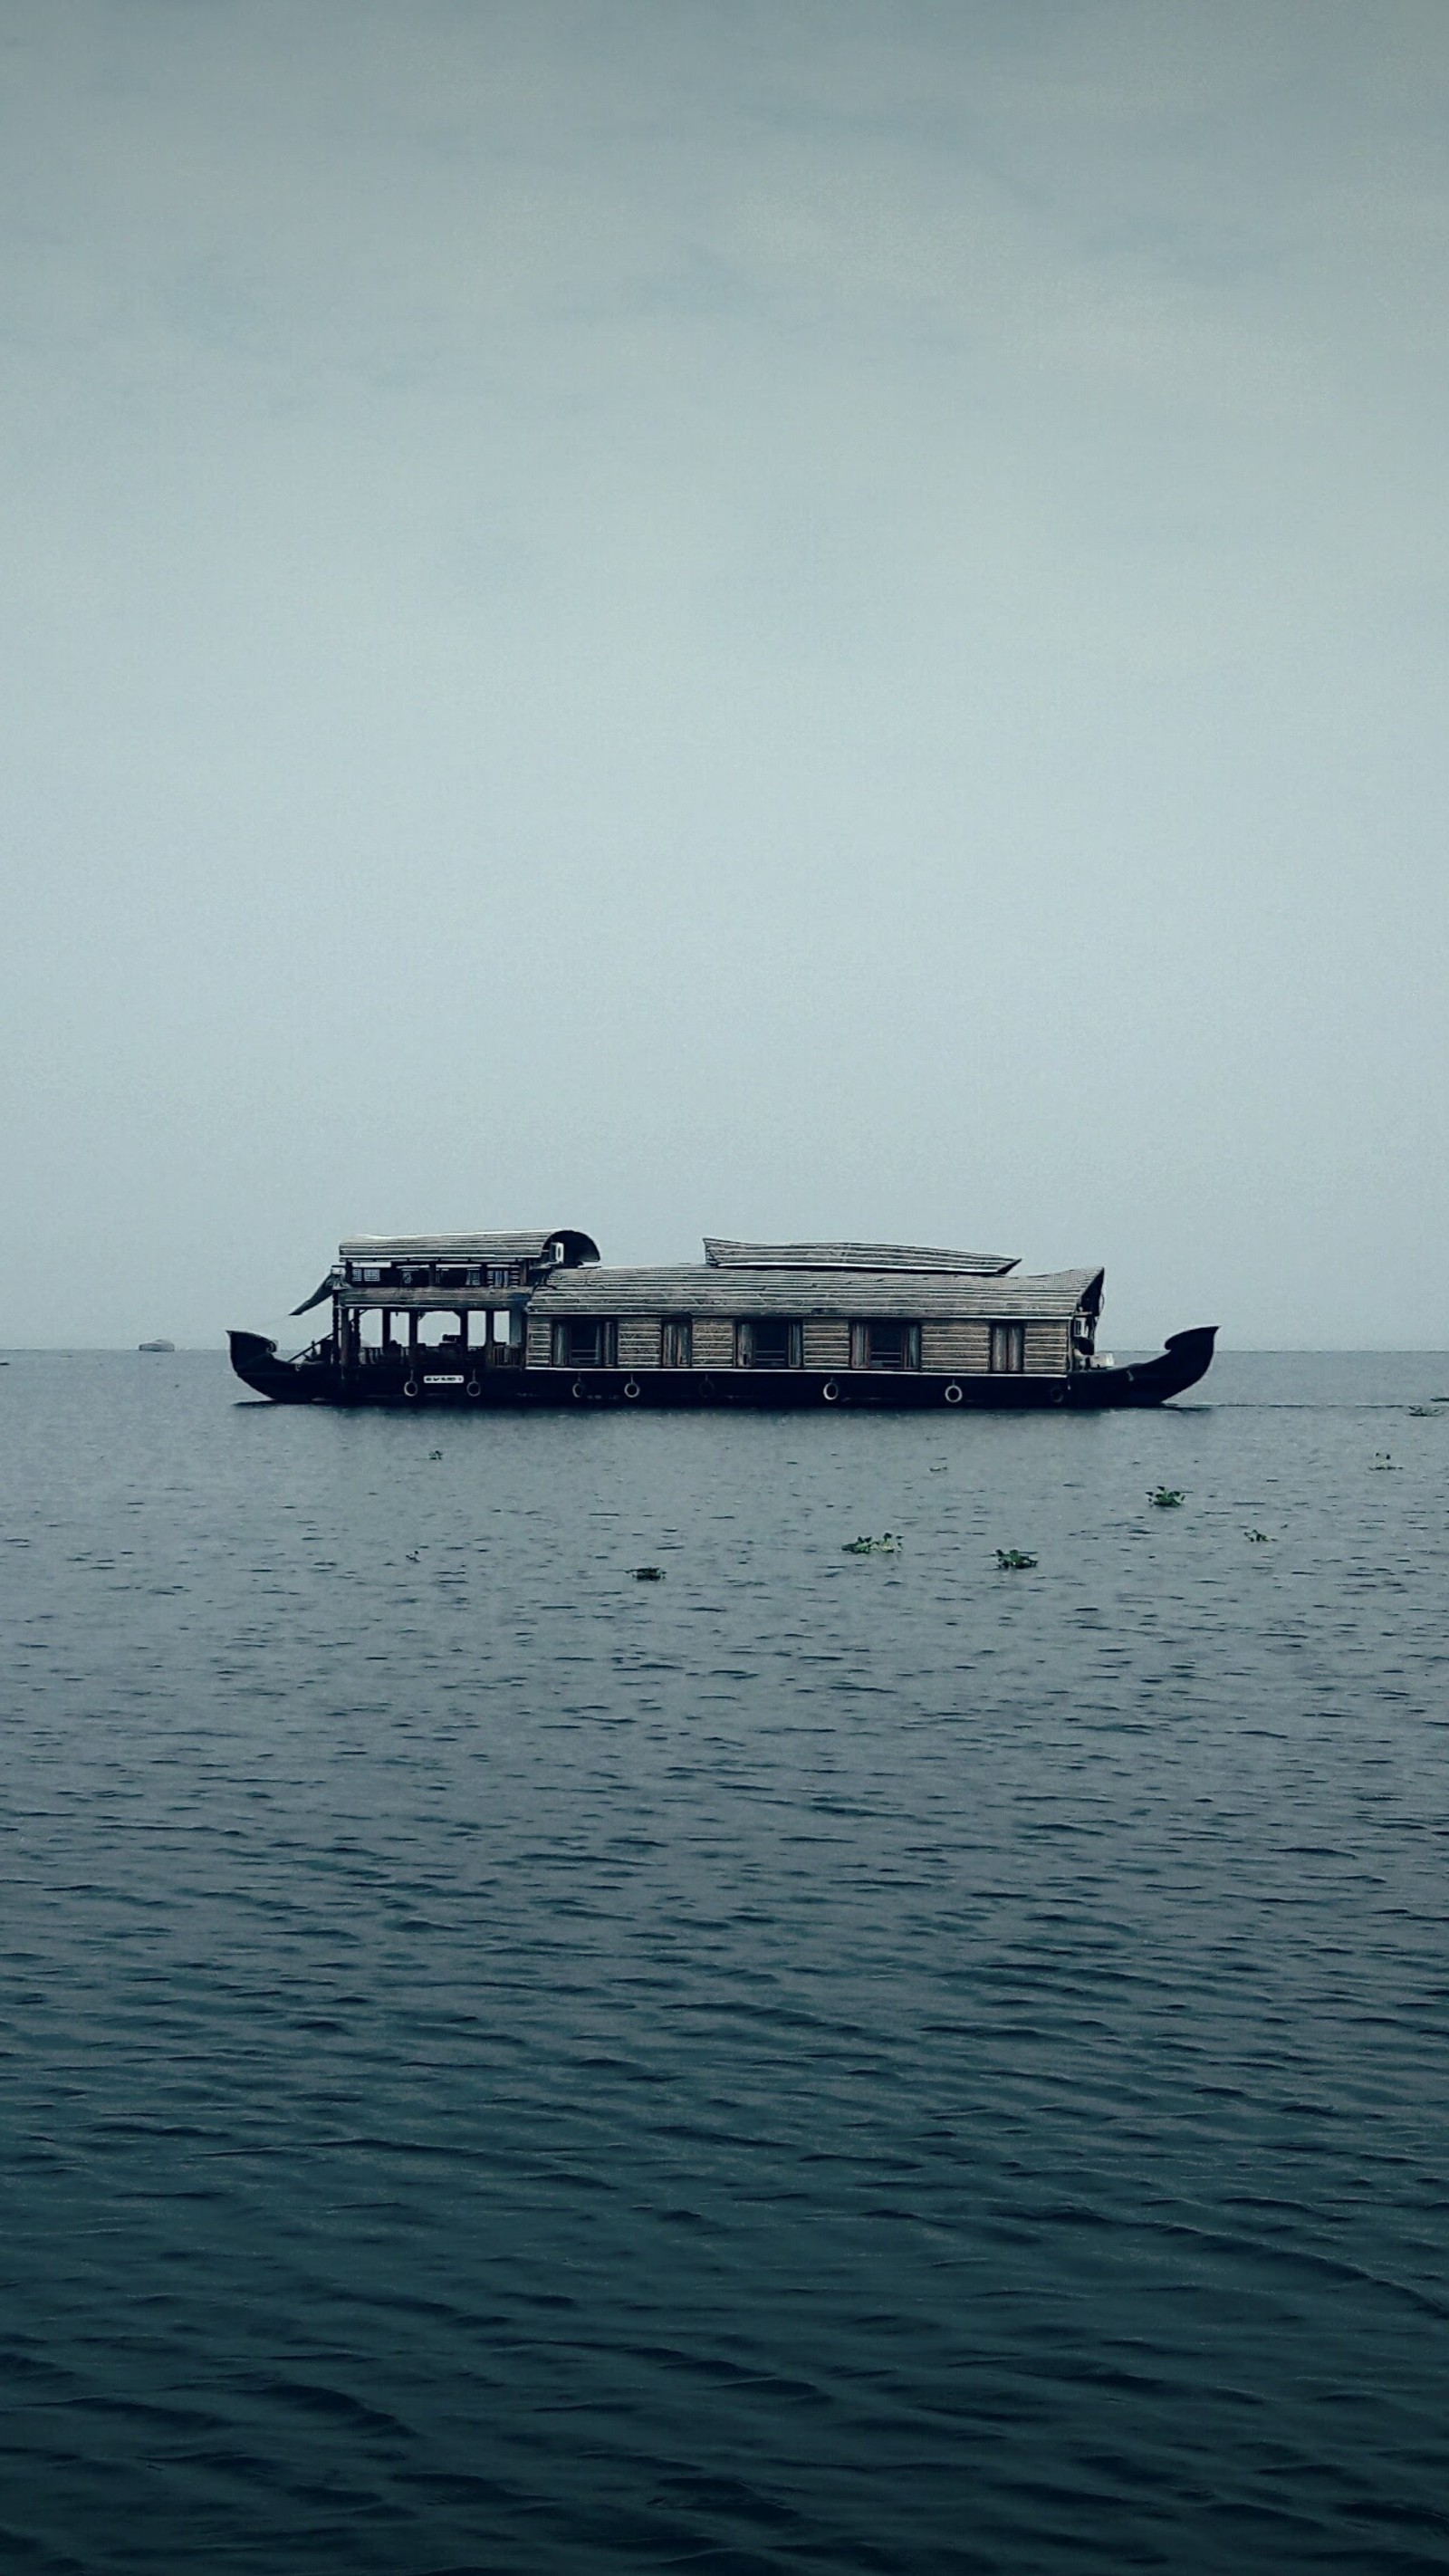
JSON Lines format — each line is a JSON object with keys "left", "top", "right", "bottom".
{"left": 849, "top": 1321, "right": 921, "bottom": 1370}
{"left": 489, "top": 1264, "right": 521, "bottom": 1289}
{"left": 735, "top": 1318, "right": 802, "bottom": 1368}
{"left": 553, "top": 1318, "right": 617, "bottom": 1368}
{"left": 437, "top": 1267, "right": 466, "bottom": 1288}
{"left": 989, "top": 1322, "right": 1026, "bottom": 1373}
{"left": 661, "top": 1316, "right": 693, "bottom": 1368}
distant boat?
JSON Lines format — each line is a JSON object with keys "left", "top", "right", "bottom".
{"left": 138, "top": 1339, "right": 176, "bottom": 1353}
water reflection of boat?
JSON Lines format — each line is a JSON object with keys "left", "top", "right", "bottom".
{"left": 229, "top": 1227, "right": 1216, "bottom": 1411}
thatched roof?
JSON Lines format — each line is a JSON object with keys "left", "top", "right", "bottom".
{"left": 705, "top": 1238, "right": 1017, "bottom": 1276}
{"left": 531, "top": 1266, "right": 1103, "bottom": 1321}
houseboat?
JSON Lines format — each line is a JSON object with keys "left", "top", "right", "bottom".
{"left": 228, "top": 1229, "right": 1215, "bottom": 1408}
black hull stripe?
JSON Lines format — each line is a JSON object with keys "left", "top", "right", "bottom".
{"left": 228, "top": 1330, "right": 1217, "bottom": 1411}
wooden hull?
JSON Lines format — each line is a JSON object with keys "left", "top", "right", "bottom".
{"left": 228, "top": 1326, "right": 1216, "bottom": 1410}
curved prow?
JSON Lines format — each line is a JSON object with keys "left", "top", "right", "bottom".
{"left": 1077, "top": 1324, "right": 1217, "bottom": 1407}
{"left": 1153, "top": 1325, "right": 1219, "bottom": 1398}
{"left": 228, "top": 1328, "right": 321, "bottom": 1403}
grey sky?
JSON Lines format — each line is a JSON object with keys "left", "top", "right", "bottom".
{"left": 3, "top": 0, "right": 1445, "bottom": 1347}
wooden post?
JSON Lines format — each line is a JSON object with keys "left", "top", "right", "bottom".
{"left": 459, "top": 1311, "right": 470, "bottom": 1353}
{"left": 408, "top": 1311, "right": 419, "bottom": 1362}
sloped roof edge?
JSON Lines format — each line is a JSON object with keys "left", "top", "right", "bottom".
{"left": 532, "top": 1265, "right": 1102, "bottom": 1320}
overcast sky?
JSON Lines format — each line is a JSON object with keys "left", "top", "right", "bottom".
{"left": 3, "top": 0, "right": 1446, "bottom": 1347}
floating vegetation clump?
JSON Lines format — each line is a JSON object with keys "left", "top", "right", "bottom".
{"left": 631, "top": 1565, "right": 666, "bottom": 1581}
{"left": 1407, "top": 1406, "right": 1438, "bottom": 1418}
{"left": 842, "top": 1533, "right": 902, "bottom": 1556}
{"left": 1372, "top": 1454, "right": 1397, "bottom": 1471}
{"left": 1149, "top": 1487, "right": 1185, "bottom": 1508}
{"left": 1246, "top": 1529, "right": 1271, "bottom": 1543}
{"left": 995, "top": 1548, "right": 1037, "bottom": 1571}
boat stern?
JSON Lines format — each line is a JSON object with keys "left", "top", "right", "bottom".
{"left": 1071, "top": 1323, "right": 1218, "bottom": 1407}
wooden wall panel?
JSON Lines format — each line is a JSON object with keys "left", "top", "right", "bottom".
{"left": 1025, "top": 1322, "right": 1069, "bottom": 1374}
{"left": 617, "top": 1316, "right": 660, "bottom": 1368}
{"left": 921, "top": 1320, "right": 992, "bottom": 1372}
{"left": 803, "top": 1318, "right": 850, "bottom": 1369}
{"left": 691, "top": 1317, "right": 734, "bottom": 1369}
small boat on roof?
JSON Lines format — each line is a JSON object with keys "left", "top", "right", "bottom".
{"left": 229, "top": 1228, "right": 1215, "bottom": 1409}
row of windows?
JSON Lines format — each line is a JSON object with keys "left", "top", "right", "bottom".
{"left": 552, "top": 1319, "right": 1031, "bottom": 1372}
{"left": 350, "top": 1262, "right": 524, "bottom": 1291}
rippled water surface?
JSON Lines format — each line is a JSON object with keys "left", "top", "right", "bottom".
{"left": 3, "top": 1350, "right": 1448, "bottom": 2573}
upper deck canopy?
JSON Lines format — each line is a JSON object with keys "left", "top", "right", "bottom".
{"left": 338, "top": 1229, "right": 599, "bottom": 1266}
{"left": 291, "top": 1227, "right": 600, "bottom": 1313}
{"left": 704, "top": 1239, "right": 1018, "bottom": 1276}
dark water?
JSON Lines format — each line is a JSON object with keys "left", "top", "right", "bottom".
{"left": 3, "top": 1351, "right": 1448, "bottom": 2575}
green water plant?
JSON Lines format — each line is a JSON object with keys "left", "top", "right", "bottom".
{"left": 1246, "top": 1529, "right": 1271, "bottom": 1543}
{"left": 995, "top": 1548, "right": 1037, "bottom": 1570}
{"left": 1371, "top": 1454, "right": 1397, "bottom": 1471}
{"left": 842, "top": 1533, "right": 902, "bottom": 1555}
{"left": 631, "top": 1565, "right": 666, "bottom": 1581}
{"left": 1149, "top": 1487, "right": 1185, "bottom": 1508}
